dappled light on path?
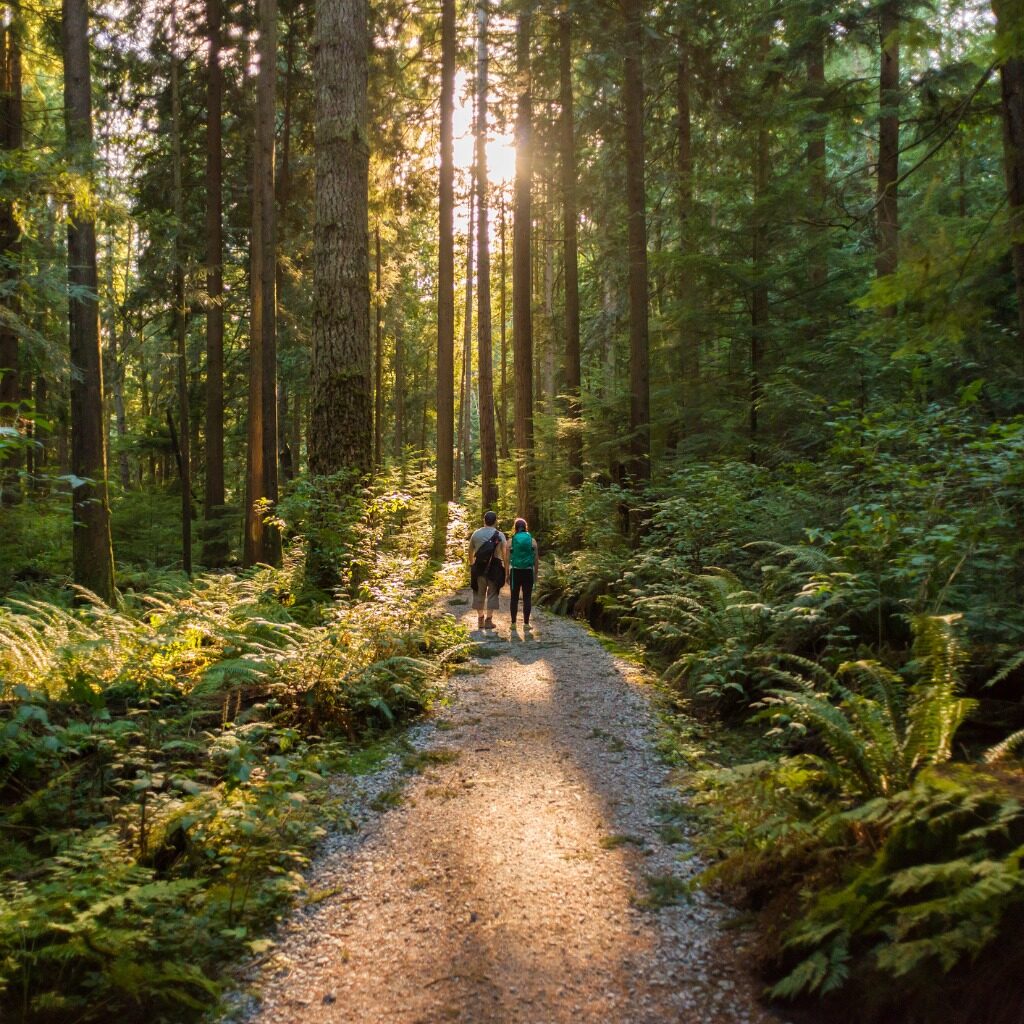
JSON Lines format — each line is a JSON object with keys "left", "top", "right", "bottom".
{"left": 243, "top": 596, "right": 777, "bottom": 1023}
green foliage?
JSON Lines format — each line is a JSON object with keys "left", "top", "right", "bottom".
{"left": 758, "top": 615, "right": 976, "bottom": 800}
{"left": 771, "top": 767, "right": 1024, "bottom": 1004}
{"left": 0, "top": 480, "right": 468, "bottom": 1021}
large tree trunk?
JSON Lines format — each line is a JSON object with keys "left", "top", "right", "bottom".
{"left": 244, "top": 0, "right": 281, "bottom": 567}
{"left": 434, "top": 0, "right": 456, "bottom": 551}
{"left": 203, "top": 0, "right": 228, "bottom": 564}
{"left": 170, "top": 4, "right": 192, "bottom": 575}
{"left": 622, "top": 0, "right": 650, "bottom": 485}
{"left": 309, "top": 0, "right": 371, "bottom": 476}
{"left": 994, "top": 0, "right": 1024, "bottom": 349}
{"left": 476, "top": 0, "right": 497, "bottom": 510}
{"left": 559, "top": 16, "right": 582, "bottom": 488}
{"left": 1, "top": 8, "right": 22, "bottom": 505}
{"left": 876, "top": 1, "right": 900, "bottom": 291}
{"left": 62, "top": 0, "right": 116, "bottom": 604}
{"left": 513, "top": 10, "right": 535, "bottom": 523}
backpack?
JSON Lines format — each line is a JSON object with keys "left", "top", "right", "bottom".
{"left": 473, "top": 529, "right": 502, "bottom": 572}
{"left": 510, "top": 531, "right": 534, "bottom": 569}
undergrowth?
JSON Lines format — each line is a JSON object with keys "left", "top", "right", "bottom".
{"left": 538, "top": 407, "right": 1024, "bottom": 1022}
{"left": 0, "top": 468, "right": 469, "bottom": 1023}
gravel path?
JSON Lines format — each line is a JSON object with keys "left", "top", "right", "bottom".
{"left": 239, "top": 594, "right": 781, "bottom": 1024}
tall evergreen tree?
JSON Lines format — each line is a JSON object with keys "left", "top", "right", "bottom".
{"left": 309, "top": 0, "right": 371, "bottom": 475}
{"left": 434, "top": 0, "right": 456, "bottom": 548}
{"left": 994, "top": 0, "right": 1024, "bottom": 349}
{"left": 245, "top": 0, "right": 282, "bottom": 566}
{"left": 513, "top": 8, "right": 535, "bottom": 522}
{"left": 0, "top": 5, "right": 21, "bottom": 505}
{"left": 203, "top": 0, "right": 227, "bottom": 565}
{"left": 62, "top": 0, "right": 115, "bottom": 603}
{"left": 559, "top": 14, "right": 582, "bottom": 487}
{"left": 476, "top": 0, "right": 498, "bottom": 510}
{"left": 622, "top": 0, "right": 650, "bottom": 483}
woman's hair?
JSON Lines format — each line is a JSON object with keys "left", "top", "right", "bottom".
{"left": 514, "top": 518, "right": 528, "bottom": 533}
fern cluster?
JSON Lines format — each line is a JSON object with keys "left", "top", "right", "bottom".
{"left": 0, "top": 473, "right": 468, "bottom": 1022}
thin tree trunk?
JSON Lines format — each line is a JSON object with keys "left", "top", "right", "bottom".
{"left": 559, "top": 16, "right": 581, "bottom": 486}
{"left": 807, "top": 6, "right": 827, "bottom": 294}
{"left": 876, "top": 1, "right": 900, "bottom": 297}
{"left": 62, "top": 0, "right": 116, "bottom": 603}
{"left": 170, "top": 4, "right": 192, "bottom": 575}
{"left": 459, "top": 172, "right": 474, "bottom": 489}
{"left": 276, "top": 4, "right": 296, "bottom": 480}
{"left": 104, "top": 230, "right": 130, "bottom": 491}
{"left": 244, "top": 0, "right": 281, "bottom": 567}
{"left": 290, "top": 387, "right": 302, "bottom": 472}
{"left": 374, "top": 223, "right": 383, "bottom": 469}
{"left": 309, "top": 0, "right": 371, "bottom": 476}
{"left": 434, "top": 0, "right": 456, "bottom": 551}
{"left": 513, "top": 10, "right": 535, "bottom": 524}
{"left": 622, "top": 0, "right": 650, "bottom": 485}
{"left": 994, "top": 0, "right": 1024, "bottom": 349}
{"left": 1, "top": 8, "right": 22, "bottom": 504}
{"left": 676, "top": 34, "right": 700, "bottom": 440}
{"left": 476, "top": 0, "right": 497, "bottom": 510}
{"left": 751, "top": 122, "right": 769, "bottom": 451}
{"left": 393, "top": 302, "right": 405, "bottom": 458}
{"left": 203, "top": 0, "right": 227, "bottom": 564}
{"left": 499, "top": 190, "right": 509, "bottom": 459}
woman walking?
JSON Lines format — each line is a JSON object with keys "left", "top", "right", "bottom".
{"left": 508, "top": 517, "right": 539, "bottom": 629}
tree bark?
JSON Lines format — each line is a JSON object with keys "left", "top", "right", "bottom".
{"left": 309, "top": 0, "right": 371, "bottom": 477}
{"left": 876, "top": 1, "right": 900, "bottom": 293}
{"left": 374, "top": 223, "right": 383, "bottom": 469}
{"left": 1, "top": 8, "right": 22, "bottom": 504}
{"left": 244, "top": 0, "right": 281, "bottom": 567}
{"left": 622, "top": 0, "right": 650, "bottom": 485}
{"left": 476, "top": 0, "right": 497, "bottom": 510}
{"left": 559, "top": 16, "right": 582, "bottom": 487}
{"left": 203, "top": 0, "right": 228, "bottom": 564}
{"left": 499, "top": 190, "right": 509, "bottom": 459}
{"left": 170, "top": 3, "right": 192, "bottom": 575}
{"left": 994, "top": 0, "right": 1024, "bottom": 349}
{"left": 751, "top": 122, "right": 769, "bottom": 451}
{"left": 62, "top": 0, "right": 116, "bottom": 604}
{"left": 676, "top": 33, "right": 700, "bottom": 440}
{"left": 807, "top": 5, "right": 827, "bottom": 295}
{"left": 393, "top": 302, "right": 405, "bottom": 458}
{"left": 434, "top": 0, "right": 456, "bottom": 550}
{"left": 458, "top": 172, "right": 474, "bottom": 490}
{"left": 513, "top": 10, "right": 535, "bottom": 523}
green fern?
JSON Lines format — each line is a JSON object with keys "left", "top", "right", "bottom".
{"left": 759, "top": 615, "right": 976, "bottom": 800}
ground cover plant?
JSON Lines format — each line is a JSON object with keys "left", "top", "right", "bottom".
{"left": 0, "top": 472, "right": 467, "bottom": 1023}
{"left": 536, "top": 406, "right": 1024, "bottom": 1022}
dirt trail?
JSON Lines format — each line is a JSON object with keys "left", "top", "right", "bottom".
{"left": 240, "top": 594, "right": 780, "bottom": 1024}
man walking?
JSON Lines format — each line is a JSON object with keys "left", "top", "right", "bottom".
{"left": 468, "top": 510, "right": 507, "bottom": 631}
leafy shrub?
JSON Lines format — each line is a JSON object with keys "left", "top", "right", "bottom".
{"left": 0, "top": 477, "right": 468, "bottom": 1021}
{"left": 772, "top": 766, "right": 1024, "bottom": 1015}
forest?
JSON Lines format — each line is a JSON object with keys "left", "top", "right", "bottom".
{"left": 1, "top": 0, "right": 1023, "bottom": 1020}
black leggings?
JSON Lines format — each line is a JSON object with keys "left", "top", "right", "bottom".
{"left": 510, "top": 568, "right": 534, "bottom": 624}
